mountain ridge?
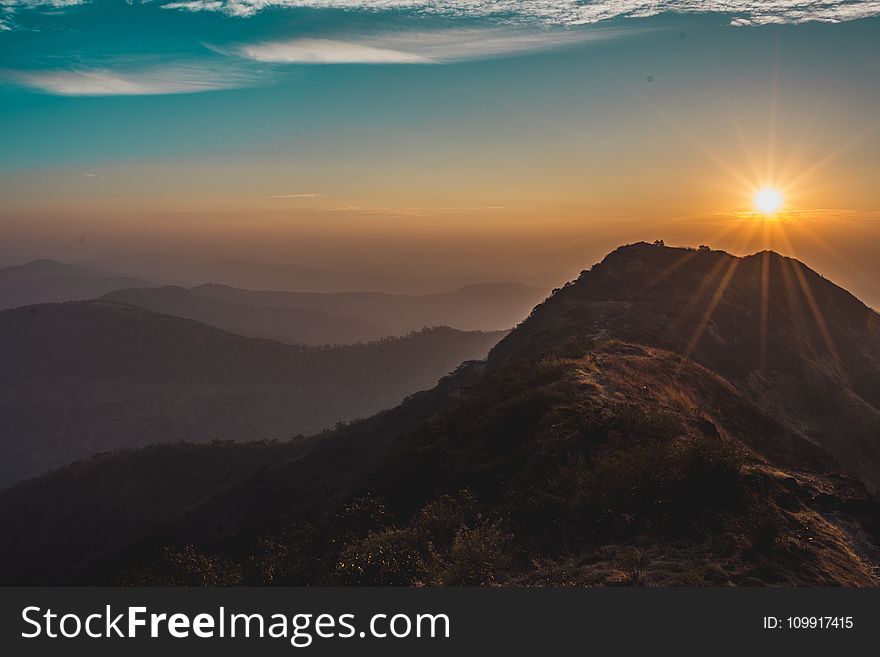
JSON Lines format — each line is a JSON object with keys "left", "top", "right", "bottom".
{"left": 101, "top": 280, "right": 547, "bottom": 345}
{"left": 101, "top": 285, "right": 392, "bottom": 346}
{"left": 0, "top": 259, "right": 158, "bottom": 310}
{"left": 2, "top": 243, "right": 879, "bottom": 586}
{"left": 0, "top": 300, "right": 503, "bottom": 487}
{"left": 490, "top": 242, "right": 880, "bottom": 489}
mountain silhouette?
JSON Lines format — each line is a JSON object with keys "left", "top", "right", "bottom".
{"left": 102, "top": 285, "right": 392, "bottom": 346}
{"left": 1, "top": 243, "right": 878, "bottom": 586}
{"left": 0, "top": 259, "right": 157, "bottom": 310}
{"left": 135, "top": 256, "right": 560, "bottom": 295}
{"left": 101, "top": 281, "right": 547, "bottom": 344}
{"left": 0, "top": 301, "right": 503, "bottom": 488}
{"left": 492, "top": 242, "right": 880, "bottom": 489}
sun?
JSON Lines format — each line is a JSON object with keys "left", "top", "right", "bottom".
{"left": 753, "top": 186, "right": 784, "bottom": 215}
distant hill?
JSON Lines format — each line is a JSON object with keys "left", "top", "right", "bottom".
{"left": 0, "top": 259, "right": 156, "bottom": 310}
{"left": 0, "top": 301, "right": 503, "bottom": 488}
{"left": 2, "top": 243, "right": 879, "bottom": 587}
{"left": 102, "top": 281, "right": 547, "bottom": 345}
{"left": 102, "top": 285, "right": 391, "bottom": 346}
{"left": 186, "top": 281, "right": 546, "bottom": 332}
{"left": 147, "top": 257, "right": 561, "bottom": 295}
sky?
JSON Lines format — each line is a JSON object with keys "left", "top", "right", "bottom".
{"left": 1, "top": 2, "right": 880, "bottom": 302}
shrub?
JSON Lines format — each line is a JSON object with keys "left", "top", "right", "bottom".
{"left": 335, "top": 528, "right": 424, "bottom": 586}
{"left": 122, "top": 545, "right": 243, "bottom": 586}
{"left": 582, "top": 434, "right": 744, "bottom": 535}
{"left": 247, "top": 523, "right": 319, "bottom": 585}
{"left": 413, "top": 490, "right": 479, "bottom": 549}
{"left": 427, "top": 519, "right": 514, "bottom": 586}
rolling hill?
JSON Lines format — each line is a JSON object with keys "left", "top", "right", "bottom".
{"left": 0, "top": 259, "right": 156, "bottom": 310}
{"left": 0, "top": 301, "right": 503, "bottom": 488}
{"left": 2, "top": 243, "right": 879, "bottom": 586}
{"left": 101, "top": 285, "right": 391, "bottom": 346}
{"left": 136, "top": 256, "right": 560, "bottom": 295}
{"left": 103, "top": 281, "right": 548, "bottom": 341}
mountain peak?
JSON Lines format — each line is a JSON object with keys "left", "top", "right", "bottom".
{"left": 489, "top": 241, "right": 880, "bottom": 490}
{"left": 1, "top": 259, "right": 85, "bottom": 277}
{"left": 23, "top": 258, "right": 68, "bottom": 267}
{"left": 496, "top": 242, "right": 874, "bottom": 360}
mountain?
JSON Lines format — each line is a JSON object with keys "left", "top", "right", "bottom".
{"left": 101, "top": 285, "right": 391, "bottom": 346}
{"left": 102, "top": 281, "right": 547, "bottom": 344}
{"left": 184, "top": 281, "right": 547, "bottom": 332}
{"left": 0, "top": 301, "right": 503, "bottom": 488}
{"left": 1, "top": 243, "right": 879, "bottom": 586}
{"left": 491, "top": 242, "right": 880, "bottom": 490}
{"left": 0, "top": 259, "right": 156, "bottom": 310}
{"left": 154, "top": 257, "right": 561, "bottom": 295}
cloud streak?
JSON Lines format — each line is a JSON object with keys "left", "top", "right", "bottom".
{"left": 265, "top": 193, "right": 323, "bottom": 198}
{"left": 238, "top": 28, "right": 614, "bottom": 64}
{"left": 0, "top": 0, "right": 85, "bottom": 30}
{"left": 5, "top": 63, "right": 259, "bottom": 95}
{"left": 243, "top": 39, "right": 431, "bottom": 64}
{"left": 160, "top": 1, "right": 880, "bottom": 27}
{"left": 3, "top": 1, "right": 879, "bottom": 31}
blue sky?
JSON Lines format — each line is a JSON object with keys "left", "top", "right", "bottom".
{"left": 3, "top": 1, "right": 879, "bottom": 99}
{"left": 1, "top": 2, "right": 879, "bottom": 303}
{"left": 2, "top": 2, "right": 878, "bottom": 170}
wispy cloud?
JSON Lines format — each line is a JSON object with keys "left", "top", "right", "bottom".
{"left": 0, "top": 0, "right": 85, "bottom": 30}
{"left": 1, "top": 0, "right": 86, "bottom": 5}
{"left": 3, "top": 1, "right": 879, "bottom": 32}
{"left": 160, "top": 1, "right": 880, "bottom": 27}
{"left": 713, "top": 207, "right": 880, "bottom": 223}
{"left": 237, "top": 28, "right": 611, "bottom": 64}
{"left": 4, "top": 62, "right": 260, "bottom": 96}
{"left": 0, "top": 5, "right": 15, "bottom": 31}
{"left": 322, "top": 203, "right": 506, "bottom": 218}
{"left": 265, "top": 193, "right": 323, "bottom": 198}
{"left": 242, "top": 39, "right": 431, "bottom": 64}
{"left": 0, "top": 0, "right": 86, "bottom": 9}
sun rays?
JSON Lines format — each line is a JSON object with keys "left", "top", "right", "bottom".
{"left": 624, "top": 52, "right": 878, "bottom": 231}
{"left": 657, "top": 180, "right": 851, "bottom": 378}
{"left": 625, "top": 62, "right": 880, "bottom": 381}
{"left": 666, "top": 215, "right": 851, "bottom": 382}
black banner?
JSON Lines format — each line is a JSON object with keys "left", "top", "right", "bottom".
{"left": 1, "top": 587, "right": 877, "bottom": 655}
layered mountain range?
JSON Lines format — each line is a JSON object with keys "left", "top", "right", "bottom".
{"left": 102, "top": 281, "right": 546, "bottom": 345}
{"left": 0, "top": 302, "right": 503, "bottom": 488}
{"left": 0, "top": 260, "right": 156, "bottom": 310}
{"left": 2, "top": 243, "right": 878, "bottom": 586}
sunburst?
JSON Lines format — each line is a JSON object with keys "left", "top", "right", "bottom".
{"left": 753, "top": 186, "right": 784, "bottom": 215}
